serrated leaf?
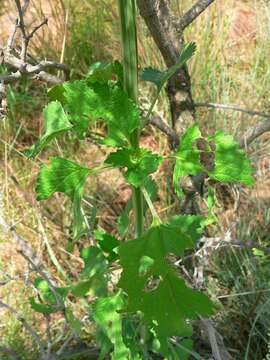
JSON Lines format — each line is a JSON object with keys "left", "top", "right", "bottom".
{"left": 118, "top": 222, "right": 213, "bottom": 338}
{"left": 173, "top": 124, "right": 254, "bottom": 197}
{"left": 25, "top": 101, "right": 73, "bottom": 158}
{"left": 105, "top": 148, "right": 162, "bottom": 187}
{"left": 87, "top": 60, "right": 123, "bottom": 85}
{"left": 36, "top": 157, "right": 90, "bottom": 240}
{"left": 168, "top": 215, "right": 204, "bottom": 243}
{"left": 80, "top": 246, "right": 108, "bottom": 279}
{"left": 50, "top": 81, "right": 140, "bottom": 145}
{"left": 94, "top": 231, "right": 120, "bottom": 262}
{"left": 208, "top": 131, "right": 254, "bottom": 185}
{"left": 71, "top": 247, "right": 108, "bottom": 297}
{"left": 93, "top": 293, "right": 131, "bottom": 360}
{"left": 173, "top": 124, "right": 203, "bottom": 196}
{"left": 140, "top": 42, "right": 196, "bottom": 91}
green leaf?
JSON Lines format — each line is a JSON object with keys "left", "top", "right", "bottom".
{"left": 94, "top": 231, "right": 120, "bottom": 262}
{"left": 140, "top": 42, "right": 196, "bottom": 91}
{"left": 87, "top": 60, "right": 123, "bottom": 85}
{"left": 71, "top": 280, "right": 93, "bottom": 297}
{"left": 33, "top": 278, "right": 68, "bottom": 304}
{"left": 80, "top": 246, "right": 108, "bottom": 279}
{"left": 71, "top": 247, "right": 108, "bottom": 297}
{"left": 36, "top": 157, "right": 90, "bottom": 200}
{"left": 48, "top": 85, "right": 66, "bottom": 104}
{"left": 208, "top": 131, "right": 254, "bottom": 185}
{"left": 168, "top": 215, "right": 204, "bottom": 243}
{"left": 53, "top": 81, "right": 140, "bottom": 145}
{"left": 173, "top": 125, "right": 254, "bottom": 197}
{"left": 118, "top": 222, "right": 213, "bottom": 338}
{"left": 65, "top": 308, "right": 82, "bottom": 336}
{"left": 140, "top": 43, "right": 196, "bottom": 122}
{"left": 173, "top": 124, "right": 203, "bottom": 196}
{"left": 95, "top": 330, "right": 113, "bottom": 360}
{"left": 36, "top": 157, "right": 90, "bottom": 240}
{"left": 25, "top": 101, "right": 73, "bottom": 158}
{"left": 93, "top": 293, "right": 131, "bottom": 360}
{"left": 29, "top": 278, "right": 68, "bottom": 314}
{"left": 105, "top": 148, "right": 162, "bottom": 187}
{"left": 29, "top": 297, "right": 55, "bottom": 315}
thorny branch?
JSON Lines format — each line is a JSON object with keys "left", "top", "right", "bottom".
{"left": 0, "top": 0, "right": 69, "bottom": 118}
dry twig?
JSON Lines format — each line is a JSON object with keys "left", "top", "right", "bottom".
{"left": 0, "top": 0, "right": 69, "bottom": 118}
{"left": 178, "top": 0, "right": 216, "bottom": 31}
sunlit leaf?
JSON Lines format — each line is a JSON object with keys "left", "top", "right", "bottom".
{"left": 106, "top": 148, "right": 162, "bottom": 187}
{"left": 140, "top": 42, "right": 196, "bottom": 91}
{"left": 93, "top": 293, "right": 131, "bottom": 360}
{"left": 25, "top": 101, "right": 72, "bottom": 158}
{"left": 208, "top": 131, "right": 254, "bottom": 185}
{"left": 36, "top": 157, "right": 90, "bottom": 240}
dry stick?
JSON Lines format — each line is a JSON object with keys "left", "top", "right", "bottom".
{"left": 179, "top": 0, "right": 216, "bottom": 31}
{"left": 148, "top": 115, "right": 179, "bottom": 148}
{"left": 14, "top": 0, "right": 29, "bottom": 62}
{"left": 0, "top": 0, "right": 69, "bottom": 91}
{"left": 0, "top": 50, "right": 69, "bottom": 84}
{"left": 195, "top": 102, "right": 270, "bottom": 119}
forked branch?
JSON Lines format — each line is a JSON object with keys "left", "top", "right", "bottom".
{"left": 0, "top": 0, "right": 69, "bottom": 117}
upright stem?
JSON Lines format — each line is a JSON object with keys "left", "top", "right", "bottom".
{"left": 118, "top": 0, "right": 144, "bottom": 237}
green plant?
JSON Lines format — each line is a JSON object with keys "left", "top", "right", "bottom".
{"left": 25, "top": 1, "right": 254, "bottom": 358}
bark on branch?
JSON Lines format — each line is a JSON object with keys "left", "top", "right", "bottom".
{"left": 178, "top": 0, "right": 216, "bottom": 30}
{"left": 0, "top": 0, "right": 69, "bottom": 117}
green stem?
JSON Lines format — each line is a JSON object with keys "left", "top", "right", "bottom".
{"left": 118, "top": 0, "right": 144, "bottom": 238}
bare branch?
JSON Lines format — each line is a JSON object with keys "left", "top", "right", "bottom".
{"left": 240, "top": 119, "right": 270, "bottom": 148}
{"left": 179, "top": 0, "right": 216, "bottom": 31}
{"left": 148, "top": 115, "right": 179, "bottom": 149}
{"left": 195, "top": 102, "right": 270, "bottom": 119}
{"left": 28, "top": 18, "right": 48, "bottom": 41}
{"left": 14, "top": 0, "right": 29, "bottom": 61}
{"left": 0, "top": 48, "right": 69, "bottom": 85}
{"left": 147, "top": 101, "right": 270, "bottom": 160}
{"left": 0, "top": 0, "right": 69, "bottom": 116}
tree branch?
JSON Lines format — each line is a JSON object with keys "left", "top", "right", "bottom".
{"left": 0, "top": 0, "right": 69, "bottom": 117}
{"left": 240, "top": 118, "right": 270, "bottom": 147}
{"left": 179, "top": 0, "right": 216, "bottom": 31}
{"left": 148, "top": 107, "right": 270, "bottom": 150}
{"left": 195, "top": 102, "right": 270, "bottom": 119}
